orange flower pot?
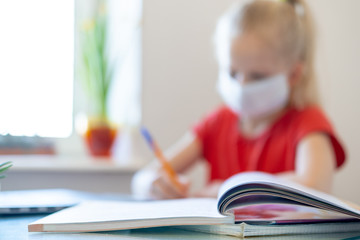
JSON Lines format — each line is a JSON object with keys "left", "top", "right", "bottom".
{"left": 83, "top": 118, "right": 117, "bottom": 158}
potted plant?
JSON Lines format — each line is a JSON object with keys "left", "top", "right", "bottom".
{"left": 78, "top": 1, "right": 117, "bottom": 158}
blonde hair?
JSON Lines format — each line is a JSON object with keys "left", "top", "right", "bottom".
{"left": 214, "top": 0, "right": 319, "bottom": 109}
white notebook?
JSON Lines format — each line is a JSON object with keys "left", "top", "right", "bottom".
{"left": 29, "top": 198, "right": 232, "bottom": 232}
{"left": 28, "top": 172, "right": 360, "bottom": 236}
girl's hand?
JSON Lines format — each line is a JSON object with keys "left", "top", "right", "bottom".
{"left": 132, "top": 167, "right": 190, "bottom": 200}
{"left": 149, "top": 170, "right": 190, "bottom": 200}
{"left": 132, "top": 131, "right": 202, "bottom": 200}
{"left": 191, "top": 180, "right": 223, "bottom": 198}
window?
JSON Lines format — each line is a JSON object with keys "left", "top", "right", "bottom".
{"left": 104, "top": 0, "right": 142, "bottom": 126}
{"left": 0, "top": 0, "right": 74, "bottom": 138}
{"left": 0, "top": 0, "right": 142, "bottom": 143}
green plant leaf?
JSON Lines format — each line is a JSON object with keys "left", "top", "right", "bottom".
{"left": 0, "top": 161, "right": 12, "bottom": 177}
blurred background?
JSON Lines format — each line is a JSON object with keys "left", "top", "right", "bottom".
{"left": 0, "top": 0, "right": 359, "bottom": 203}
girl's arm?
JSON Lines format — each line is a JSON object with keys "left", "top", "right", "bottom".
{"left": 278, "top": 132, "right": 336, "bottom": 193}
{"left": 163, "top": 131, "right": 203, "bottom": 173}
{"left": 131, "top": 131, "right": 203, "bottom": 199}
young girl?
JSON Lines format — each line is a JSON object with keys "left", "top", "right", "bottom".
{"left": 132, "top": 0, "right": 346, "bottom": 200}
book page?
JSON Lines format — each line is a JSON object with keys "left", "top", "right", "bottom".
{"left": 29, "top": 198, "right": 234, "bottom": 232}
{"left": 218, "top": 172, "right": 278, "bottom": 200}
{"left": 217, "top": 171, "right": 360, "bottom": 216}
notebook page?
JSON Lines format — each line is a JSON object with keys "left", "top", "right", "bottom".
{"left": 29, "top": 198, "right": 233, "bottom": 229}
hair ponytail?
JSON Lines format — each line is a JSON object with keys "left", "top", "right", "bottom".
{"left": 285, "top": 0, "right": 319, "bottom": 108}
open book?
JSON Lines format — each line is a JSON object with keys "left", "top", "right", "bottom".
{"left": 28, "top": 172, "right": 360, "bottom": 237}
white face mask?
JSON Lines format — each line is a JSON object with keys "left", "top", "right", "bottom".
{"left": 217, "top": 71, "right": 290, "bottom": 119}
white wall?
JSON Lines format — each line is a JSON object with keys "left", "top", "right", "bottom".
{"left": 307, "top": 0, "right": 360, "bottom": 202}
{"left": 142, "top": 0, "right": 360, "bottom": 202}
{"left": 142, "top": 0, "right": 233, "bottom": 146}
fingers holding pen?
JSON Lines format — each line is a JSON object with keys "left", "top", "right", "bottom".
{"left": 150, "top": 170, "right": 190, "bottom": 200}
